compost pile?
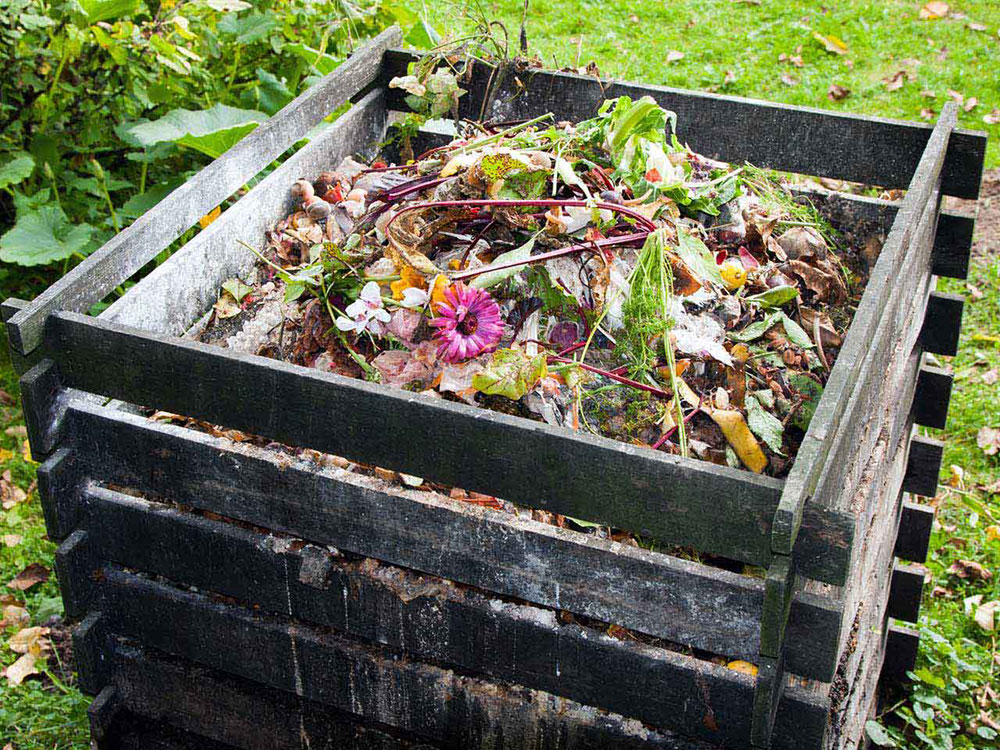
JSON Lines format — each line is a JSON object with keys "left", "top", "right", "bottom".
{"left": 206, "top": 91, "right": 867, "bottom": 480}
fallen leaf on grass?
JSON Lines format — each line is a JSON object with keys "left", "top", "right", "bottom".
{"left": 982, "top": 109, "right": 1000, "bottom": 125}
{"left": 946, "top": 89, "right": 964, "bottom": 103}
{"left": 828, "top": 83, "right": 851, "bottom": 101}
{"left": 983, "top": 368, "right": 998, "bottom": 385}
{"left": 919, "top": 1, "right": 949, "bottom": 20}
{"left": 2, "top": 534, "right": 22, "bottom": 547}
{"left": 967, "top": 21, "right": 987, "bottom": 31}
{"left": 7, "top": 563, "right": 49, "bottom": 592}
{"left": 947, "top": 464, "right": 964, "bottom": 488}
{"left": 4, "top": 652, "right": 40, "bottom": 686}
{"left": 8, "top": 625, "right": 50, "bottom": 654}
{"left": 920, "top": 108, "right": 937, "bottom": 120}
{"left": 972, "top": 599, "right": 999, "bottom": 631}
{"left": 0, "top": 390, "right": 15, "bottom": 406}
{"left": 778, "top": 53, "right": 804, "bottom": 67}
{"left": 978, "top": 426, "right": 1000, "bottom": 456}
{"left": 813, "top": 31, "right": 848, "bottom": 55}
{"left": 666, "top": 50, "right": 685, "bottom": 63}
{"left": 1, "top": 470, "right": 27, "bottom": 510}
{"left": 948, "top": 559, "right": 993, "bottom": 581}
{"left": 884, "top": 71, "right": 907, "bottom": 91}
{"left": 986, "top": 525, "right": 1000, "bottom": 542}
{"left": 0, "top": 604, "right": 29, "bottom": 629}
{"left": 723, "top": 70, "right": 737, "bottom": 85}
{"left": 781, "top": 73, "right": 799, "bottom": 86}
{"left": 4, "top": 425, "right": 26, "bottom": 439}
{"left": 964, "top": 97, "right": 979, "bottom": 112}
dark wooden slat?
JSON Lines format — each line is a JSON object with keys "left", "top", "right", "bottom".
{"left": 881, "top": 624, "right": 919, "bottom": 686}
{"left": 903, "top": 435, "right": 944, "bottom": 498}
{"left": 5, "top": 27, "right": 403, "bottom": 357}
{"left": 75, "top": 485, "right": 831, "bottom": 741}
{"left": 61, "top": 403, "right": 841, "bottom": 679}
{"left": 931, "top": 210, "right": 976, "bottom": 279}
{"left": 887, "top": 563, "right": 924, "bottom": 623}
{"left": 912, "top": 362, "right": 953, "bottom": 430}
{"left": 88, "top": 686, "right": 122, "bottom": 743}
{"left": 97, "top": 570, "right": 736, "bottom": 750}
{"left": 36, "top": 447, "right": 84, "bottom": 542}
{"left": 771, "top": 103, "right": 956, "bottom": 559}
{"left": 45, "top": 312, "right": 821, "bottom": 578}
{"left": 381, "top": 50, "right": 986, "bottom": 199}
{"left": 19, "top": 358, "right": 64, "bottom": 460}
{"left": 54, "top": 529, "right": 94, "bottom": 619}
{"left": 73, "top": 610, "right": 110, "bottom": 695}
{"left": 106, "top": 645, "right": 442, "bottom": 750}
{"left": 95, "top": 713, "right": 239, "bottom": 750}
{"left": 102, "top": 89, "right": 388, "bottom": 338}
{"left": 920, "top": 291, "right": 965, "bottom": 357}
{"left": 894, "top": 501, "right": 934, "bottom": 563}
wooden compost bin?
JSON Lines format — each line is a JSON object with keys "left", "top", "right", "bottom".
{"left": 4, "top": 26, "right": 987, "bottom": 750}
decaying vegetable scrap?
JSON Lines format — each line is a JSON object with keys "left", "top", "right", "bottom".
{"left": 204, "top": 68, "right": 870, "bottom": 480}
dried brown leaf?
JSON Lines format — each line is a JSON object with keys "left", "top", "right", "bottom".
{"left": 919, "top": 1, "right": 949, "bottom": 20}
{"left": 884, "top": 71, "right": 906, "bottom": 91}
{"left": 780, "top": 72, "right": 799, "bottom": 86}
{"left": 963, "top": 96, "right": 979, "bottom": 112}
{"left": 827, "top": 83, "right": 851, "bottom": 101}
{"left": 985, "top": 109, "right": 1000, "bottom": 126}
{"left": 4, "top": 651, "right": 39, "bottom": 686}
{"left": 948, "top": 559, "right": 993, "bottom": 581}
{"left": 6, "top": 563, "right": 49, "bottom": 592}
{"left": 978, "top": 426, "right": 1000, "bottom": 456}
{"left": 666, "top": 50, "right": 685, "bottom": 63}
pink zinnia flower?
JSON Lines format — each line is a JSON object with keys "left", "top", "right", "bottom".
{"left": 429, "top": 282, "right": 504, "bottom": 362}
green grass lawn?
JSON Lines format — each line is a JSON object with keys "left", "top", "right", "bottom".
{"left": 2, "top": 1, "right": 999, "bottom": 747}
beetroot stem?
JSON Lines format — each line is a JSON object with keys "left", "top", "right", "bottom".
{"left": 547, "top": 355, "right": 672, "bottom": 399}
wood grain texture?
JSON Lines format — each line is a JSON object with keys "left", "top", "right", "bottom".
{"left": 381, "top": 51, "right": 986, "bottom": 199}
{"left": 57, "top": 401, "right": 841, "bottom": 679}
{"left": 772, "top": 103, "right": 955, "bottom": 559}
{"left": 887, "top": 563, "right": 925, "bottom": 624}
{"left": 912, "top": 362, "right": 953, "bottom": 430}
{"left": 920, "top": 291, "right": 965, "bottom": 357}
{"left": 894, "top": 500, "right": 934, "bottom": 563}
{"left": 43, "top": 311, "right": 852, "bottom": 584}
{"left": 902, "top": 434, "right": 944, "bottom": 498}
{"left": 72, "top": 485, "right": 832, "bottom": 746}
{"left": 101, "top": 89, "right": 388, "bottom": 338}
{"left": 5, "top": 27, "right": 402, "bottom": 356}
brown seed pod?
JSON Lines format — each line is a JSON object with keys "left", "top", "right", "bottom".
{"left": 305, "top": 197, "right": 331, "bottom": 220}
{"left": 291, "top": 179, "right": 315, "bottom": 201}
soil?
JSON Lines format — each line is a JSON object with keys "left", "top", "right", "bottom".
{"left": 947, "top": 167, "right": 999, "bottom": 261}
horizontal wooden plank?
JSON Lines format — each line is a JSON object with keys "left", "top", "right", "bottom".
{"left": 920, "top": 291, "right": 965, "bottom": 357}
{"left": 887, "top": 563, "right": 924, "bottom": 623}
{"left": 59, "top": 402, "right": 841, "bottom": 679}
{"left": 772, "top": 103, "right": 955, "bottom": 559}
{"left": 6, "top": 27, "right": 403, "bottom": 357}
{"left": 382, "top": 51, "right": 986, "bottom": 199}
{"left": 96, "top": 713, "right": 239, "bottom": 750}
{"left": 903, "top": 434, "right": 944, "bottom": 498}
{"left": 881, "top": 623, "right": 919, "bottom": 686}
{"left": 102, "top": 89, "right": 388, "bottom": 339}
{"left": 73, "top": 485, "right": 831, "bottom": 743}
{"left": 105, "top": 646, "right": 442, "bottom": 750}
{"left": 42, "top": 312, "right": 846, "bottom": 579}
{"left": 88, "top": 571, "right": 827, "bottom": 750}
{"left": 912, "top": 362, "right": 953, "bottom": 430}
{"left": 894, "top": 500, "right": 934, "bottom": 563}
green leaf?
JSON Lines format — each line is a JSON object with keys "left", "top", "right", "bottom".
{"left": 730, "top": 312, "right": 781, "bottom": 342}
{"left": 77, "top": 0, "right": 142, "bottom": 22}
{"left": 746, "top": 393, "right": 784, "bottom": 453}
{"left": 202, "top": 0, "right": 252, "bottom": 10}
{"left": 864, "top": 721, "right": 895, "bottom": 747}
{"left": 221, "top": 278, "right": 253, "bottom": 303}
{"left": 780, "top": 312, "right": 813, "bottom": 349}
{"left": 0, "top": 152, "right": 35, "bottom": 191}
{"left": 912, "top": 668, "right": 946, "bottom": 689}
{"left": 283, "top": 42, "right": 340, "bottom": 75}
{"left": 240, "top": 68, "right": 294, "bottom": 114}
{"left": 472, "top": 348, "right": 548, "bottom": 400}
{"left": 675, "top": 228, "right": 724, "bottom": 286}
{"left": 745, "top": 285, "right": 799, "bottom": 309}
{"left": 120, "top": 104, "right": 267, "bottom": 158}
{"left": 789, "top": 373, "right": 823, "bottom": 432}
{"left": 404, "top": 17, "right": 442, "bottom": 49}
{"left": 0, "top": 206, "right": 96, "bottom": 266}
{"left": 119, "top": 181, "right": 182, "bottom": 219}
{"left": 470, "top": 236, "right": 535, "bottom": 289}
{"left": 218, "top": 12, "right": 276, "bottom": 44}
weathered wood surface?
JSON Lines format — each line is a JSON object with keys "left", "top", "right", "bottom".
{"left": 772, "top": 102, "right": 955, "bottom": 560}
{"left": 887, "top": 563, "right": 925, "bottom": 624}
{"left": 57, "top": 401, "right": 840, "bottom": 679}
{"left": 70, "top": 484, "right": 831, "bottom": 745}
{"left": 76, "top": 570, "right": 830, "bottom": 750}
{"left": 881, "top": 624, "right": 919, "bottom": 686}
{"left": 101, "top": 90, "right": 388, "bottom": 338}
{"left": 912, "top": 361, "right": 953, "bottom": 430}
{"left": 920, "top": 291, "right": 965, "bottom": 357}
{"left": 100, "top": 649, "right": 442, "bottom": 750}
{"left": 894, "top": 500, "right": 934, "bottom": 563}
{"left": 36, "top": 447, "right": 83, "bottom": 542}
{"left": 902, "top": 434, "right": 944, "bottom": 498}
{"left": 5, "top": 27, "right": 402, "bottom": 357}
{"left": 42, "top": 312, "right": 853, "bottom": 585}
{"left": 381, "top": 51, "right": 986, "bottom": 199}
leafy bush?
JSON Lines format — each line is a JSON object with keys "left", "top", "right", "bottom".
{"left": 0, "top": 0, "right": 420, "bottom": 285}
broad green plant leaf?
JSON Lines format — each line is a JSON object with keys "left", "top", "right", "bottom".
{"left": 864, "top": 721, "right": 895, "bottom": 747}
{"left": 746, "top": 392, "right": 784, "bottom": 454}
{"left": 283, "top": 43, "right": 340, "bottom": 75}
{"left": 404, "top": 18, "right": 442, "bottom": 49}
{"left": 745, "top": 285, "right": 799, "bottom": 308}
{"left": 77, "top": 0, "right": 142, "bottom": 23}
{"left": 675, "top": 228, "right": 724, "bottom": 286}
{"left": 120, "top": 104, "right": 267, "bottom": 158}
{"left": 0, "top": 153, "right": 35, "bottom": 191}
{"left": 240, "top": 69, "right": 294, "bottom": 114}
{"left": 0, "top": 206, "right": 95, "bottom": 266}
{"left": 470, "top": 236, "right": 535, "bottom": 289}
{"left": 472, "top": 348, "right": 548, "bottom": 400}
{"left": 218, "top": 12, "right": 276, "bottom": 44}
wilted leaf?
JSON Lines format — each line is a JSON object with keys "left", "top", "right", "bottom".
{"left": 884, "top": 71, "right": 907, "bottom": 91}
{"left": 947, "top": 463, "right": 965, "bottom": 488}
{"left": 203, "top": 0, "right": 252, "bottom": 10}
{"left": 813, "top": 32, "right": 848, "bottom": 55}
{"left": 666, "top": 50, "right": 685, "bottom": 63}
{"left": 982, "top": 368, "right": 998, "bottom": 385}
{"left": 2, "top": 534, "right": 22, "bottom": 548}
{"left": 968, "top": 21, "right": 987, "bottom": 31}
{"left": 746, "top": 393, "right": 784, "bottom": 453}
{"left": 948, "top": 559, "right": 992, "bottom": 581}
{"left": 0, "top": 206, "right": 96, "bottom": 267}
{"left": 780, "top": 72, "right": 799, "bottom": 86}
{"left": 0, "top": 152, "right": 34, "bottom": 191}
{"left": 7, "top": 626, "right": 50, "bottom": 654}
{"left": 964, "top": 97, "right": 979, "bottom": 112}
{"left": 120, "top": 104, "right": 268, "bottom": 159}
{"left": 920, "top": 108, "right": 937, "bottom": 121}
{"left": 1, "top": 471, "right": 28, "bottom": 509}
{"left": 470, "top": 237, "right": 535, "bottom": 289}
{"left": 472, "top": 348, "right": 548, "bottom": 400}
{"left": 726, "top": 660, "right": 758, "bottom": 675}
{"left": 709, "top": 409, "right": 768, "bottom": 473}
{"left": 973, "top": 600, "right": 999, "bottom": 631}
{"left": 827, "top": 83, "right": 851, "bottom": 101}
{"left": 0, "top": 604, "right": 29, "bottom": 630}
{"left": 919, "top": 1, "right": 949, "bottom": 20}
{"left": 221, "top": 278, "right": 253, "bottom": 304}
{"left": 984, "top": 109, "right": 1000, "bottom": 125}
{"left": 7, "top": 564, "right": 49, "bottom": 592}
{"left": 978, "top": 426, "right": 1000, "bottom": 456}
{"left": 4, "top": 652, "right": 39, "bottom": 686}
{"left": 199, "top": 205, "right": 221, "bottom": 228}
